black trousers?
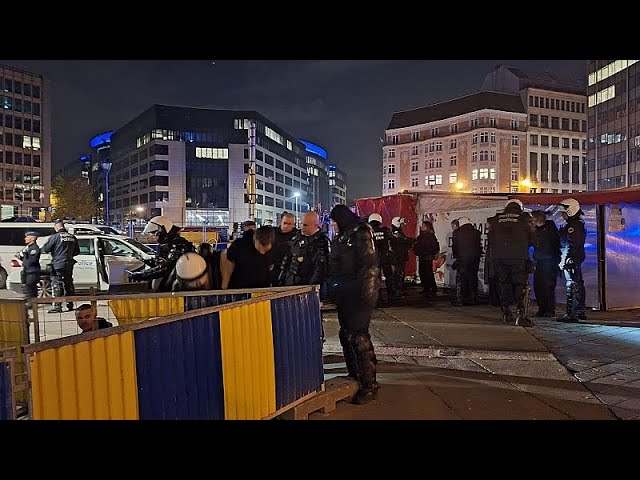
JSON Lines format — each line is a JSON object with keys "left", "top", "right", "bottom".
{"left": 495, "top": 259, "right": 528, "bottom": 314}
{"left": 51, "top": 265, "right": 75, "bottom": 308}
{"left": 419, "top": 257, "right": 437, "bottom": 294}
{"left": 534, "top": 260, "right": 558, "bottom": 314}
{"left": 456, "top": 258, "right": 479, "bottom": 304}
{"left": 564, "top": 263, "right": 586, "bottom": 318}
{"left": 22, "top": 271, "right": 40, "bottom": 300}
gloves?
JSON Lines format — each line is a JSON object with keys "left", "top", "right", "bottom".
{"left": 128, "top": 271, "right": 145, "bottom": 283}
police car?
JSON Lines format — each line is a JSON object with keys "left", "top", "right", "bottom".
{"left": 7, "top": 230, "right": 156, "bottom": 296}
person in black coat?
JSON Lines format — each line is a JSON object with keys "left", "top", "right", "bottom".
{"left": 271, "top": 212, "right": 298, "bottom": 286}
{"left": 42, "top": 219, "right": 80, "bottom": 313}
{"left": 390, "top": 217, "right": 415, "bottom": 298}
{"left": 413, "top": 221, "right": 440, "bottom": 298}
{"left": 452, "top": 217, "right": 483, "bottom": 306}
{"left": 328, "top": 205, "right": 380, "bottom": 405}
{"left": 531, "top": 210, "right": 561, "bottom": 317}
{"left": 17, "top": 231, "right": 41, "bottom": 308}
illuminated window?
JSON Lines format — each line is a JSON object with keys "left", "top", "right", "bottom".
{"left": 195, "top": 147, "right": 229, "bottom": 159}
{"left": 449, "top": 172, "right": 457, "bottom": 184}
{"left": 265, "top": 126, "right": 284, "bottom": 145}
{"left": 479, "top": 168, "right": 489, "bottom": 179}
{"left": 472, "top": 169, "right": 478, "bottom": 180}
{"left": 489, "top": 168, "right": 496, "bottom": 180}
{"left": 286, "top": 140, "right": 292, "bottom": 150}
{"left": 435, "top": 175, "right": 443, "bottom": 185}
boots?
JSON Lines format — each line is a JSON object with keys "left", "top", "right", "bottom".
{"left": 348, "top": 331, "right": 379, "bottom": 405}
{"left": 557, "top": 282, "right": 577, "bottom": 322}
{"left": 339, "top": 328, "right": 358, "bottom": 379}
{"left": 502, "top": 306, "right": 514, "bottom": 325}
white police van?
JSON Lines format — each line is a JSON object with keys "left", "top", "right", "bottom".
{"left": 6, "top": 228, "right": 156, "bottom": 296}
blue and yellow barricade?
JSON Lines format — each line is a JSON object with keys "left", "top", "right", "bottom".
{"left": 24, "top": 286, "right": 323, "bottom": 420}
{"left": 0, "top": 349, "right": 18, "bottom": 420}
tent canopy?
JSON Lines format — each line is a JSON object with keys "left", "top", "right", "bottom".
{"left": 510, "top": 186, "right": 640, "bottom": 206}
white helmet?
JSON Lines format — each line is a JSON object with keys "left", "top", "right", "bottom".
{"left": 558, "top": 198, "right": 581, "bottom": 217}
{"left": 458, "top": 217, "right": 472, "bottom": 227}
{"left": 506, "top": 199, "right": 524, "bottom": 210}
{"left": 143, "top": 216, "right": 173, "bottom": 235}
{"left": 175, "top": 253, "right": 207, "bottom": 281}
{"left": 368, "top": 213, "right": 383, "bottom": 223}
{"left": 391, "top": 216, "right": 405, "bottom": 228}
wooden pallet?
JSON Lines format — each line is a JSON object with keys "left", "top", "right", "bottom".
{"left": 280, "top": 377, "right": 359, "bottom": 420}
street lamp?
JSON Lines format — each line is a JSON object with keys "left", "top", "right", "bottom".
{"left": 102, "top": 162, "right": 112, "bottom": 225}
{"left": 427, "top": 177, "right": 436, "bottom": 190}
{"left": 293, "top": 192, "right": 300, "bottom": 228}
{"left": 455, "top": 181, "right": 464, "bottom": 191}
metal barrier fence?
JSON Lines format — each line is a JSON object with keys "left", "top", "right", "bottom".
{"left": 0, "top": 349, "right": 17, "bottom": 420}
{"left": 23, "top": 286, "right": 323, "bottom": 420}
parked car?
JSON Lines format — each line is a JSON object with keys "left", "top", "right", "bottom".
{"left": 7, "top": 232, "right": 157, "bottom": 296}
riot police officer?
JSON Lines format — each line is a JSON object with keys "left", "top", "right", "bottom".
{"left": 272, "top": 212, "right": 298, "bottom": 286}
{"left": 556, "top": 198, "right": 587, "bottom": 322}
{"left": 173, "top": 252, "right": 211, "bottom": 291}
{"left": 280, "top": 211, "right": 330, "bottom": 287}
{"left": 531, "top": 210, "right": 561, "bottom": 317}
{"left": 42, "top": 219, "right": 80, "bottom": 313}
{"left": 328, "top": 205, "right": 380, "bottom": 405}
{"left": 452, "top": 217, "right": 483, "bottom": 306}
{"left": 128, "top": 215, "right": 194, "bottom": 292}
{"left": 390, "top": 217, "right": 414, "bottom": 298}
{"left": 492, "top": 200, "right": 533, "bottom": 326}
{"left": 368, "top": 213, "right": 395, "bottom": 301}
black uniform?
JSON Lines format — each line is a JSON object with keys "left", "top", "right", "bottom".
{"left": 271, "top": 227, "right": 298, "bottom": 286}
{"left": 226, "top": 230, "right": 273, "bottom": 289}
{"left": 413, "top": 230, "right": 439, "bottom": 296}
{"left": 452, "top": 223, "right": 483, "bottom": 305}
{"left": 492, "top": 204, "right": 533, "bottom": 325}
{"left": 369, "top": 220, "right": 395, "bottom": 299}
{"left": 18, "top": 241, "right": 41, "bottom": 302}
{"left": 42, "top": 229, "right": 80, "bottom": 311}
{"left": 129, "top": 227, "right": 194, "bottom": 292}
{"left": 329, "top": 205, "right": 380, "bottom": 405}
{"left": 280, "top": 229, "right": 330, "bottom": 287}
{"left": 485, "top": 214, "right": 501, "bottom": 307}
{"left": 559, "top": 215, "right": 587, "bottom": 321}
{"left": 532, "top": 220, "right": 561, "bottom": 317}
{"left": 390, "top": 226, "right": 414, "bottom": 296}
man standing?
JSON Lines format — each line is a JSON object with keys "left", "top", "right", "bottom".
{"left": 221, "top": 226, "right": 275, "bottom": 289}
{"left": 368, "top": 213, "right": 395, "bottom": 301}
{"left": 280, "top": 211, "right": 330, "bottom": 288}
{"left": 17, "top": 231, "right": 41, "bottom": 308}
{"left": 413, "top": 221, "right": 440, "bottom": 298}
{"left": 485, "top": 213, "right": 501, "bottom": 307}
{"left": 272, "top": 212, "right": 298, "bottom": 286}
{"left": 556, "top": 198, "right": 587, "bottom": 323}
{"left": 328, "top": 205, "right": 380, "bottom": 405}
{"left": 389, "top": 217, "right": 415, "bottom": 298}
{"left": 451, "top": 217, "right": 483, "bottom": 306}
{"left": 42, "top": 219, "right": 80, "bottom": 313}
{"left": 531, "top": 210, "right": 561, "bottom": 317}
{"left": 492, "top": 200, "right": 533, "bottom": 326}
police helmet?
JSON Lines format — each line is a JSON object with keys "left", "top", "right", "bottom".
{"left": 506, "top": 199, "right": 524, "bottom": 210}
{"left": 458, "top": 217, "right": 472, "bottom": 227}
{"left": 391, "top": 217, "right": 405, "bottom": 228}
{"left": 368, "top": 213, "right": 383, "bottom": 224}
{"left": 175, "top": 253, "right": 207, "bottom": 281}
{"left": 143, "top": 216, "right": 174, "bottom": 236}
{"left": 558, "top": 198, "right": 581, "bottom": 217}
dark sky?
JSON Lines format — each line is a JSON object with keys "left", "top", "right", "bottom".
{"left": 6, "top": 60, "right": 585, "bottom": 200}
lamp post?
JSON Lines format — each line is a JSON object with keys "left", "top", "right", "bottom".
{"left": 427, "top": 177, "right": 436, "bottom": 190}
{"left": 293, "top": 192, "right": 300, "bottom": 228}
{"left": 102, "top": 162, "right": 112, "bottom": 225}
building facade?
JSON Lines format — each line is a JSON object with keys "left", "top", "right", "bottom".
{"left": 482, "top": 66, "right": 588, "bottom": 193}
{"left": 586, "top": 60, "right": 640, "bottom": 190}
{"left": 90, "top": 131, "right": 114, "bottom": 222}
{"left": 301, "top": 140, "right": 331, "bottom": 213}
{"left": 108, "top": 105, "right": 311, "bottom": 229}
{"left": 0, "top": 64, "right": 51, "bottom": 219}
{"left": 383, "top": 91, "right": 528, "bottom": 195}
{"left": 328, "top": 164, "right": 347, "bottom": 205}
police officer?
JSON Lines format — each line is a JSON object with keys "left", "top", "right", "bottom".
{"left": 368, "top": 213, "right": 395, "bottom": 301}
{"left": 42, "top": 219, "right": 80, "bottom": 313}
{"left": 492, "top": 200, "right": 533, "bottom": 326}
{"left": 17, "top": 231, "right": 41, "bottom": 308}
{"left": 452, "top": 217, "right": 483, "bottom": 306}
{"left": 556, "top": 198, "right": 587, "bottom": 322}
{"left": 280, "top": 211, "right": 330, "bottom": 287}
{"left": 328, "top": 205, "right": 380, "bottom": 405}
{"left": 272, "top": 212, "right": 298, "bottom": 286}
{"left": 173, "top": 252, "right": 211, "bottom": 291}
{"left": 414, "top": 220, "right": 440, "bottom": 298}
{"left": 128, "top": 216, "right": 194, "bottom": 292}
{"left": 485, "top": 213, "right": 501, "bottom": 307}
{"left": 531, "top": 210, "right": 561, "bottom": 317}
{"left": 390, "top": 217, "right": 415, "bottom": 298}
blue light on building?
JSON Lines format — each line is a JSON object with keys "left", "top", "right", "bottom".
{"left": 90, "top": 131, "right": 115, "bottom": 149}
{"left": 300, "top": 140, "right": 328, "bottom": 160}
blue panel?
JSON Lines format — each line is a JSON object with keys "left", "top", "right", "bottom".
{"left": 0, "top": 362, "right": 12, "bottom": 421}
{"left": 134, "top": 312, "right": 224, "bottom": 420}
{"left": 184, "top": 293, "right": 250, "bottom": 311}
{"left": 271, "top": 292, "right": 324, "bottom": 410}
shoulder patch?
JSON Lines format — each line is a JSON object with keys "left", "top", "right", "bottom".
{"left": 568, "top": 227, "right": 575, "bottom": 234}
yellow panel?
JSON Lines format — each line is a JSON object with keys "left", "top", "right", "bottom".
{"left": 109, "top": 297, "right": 184, "bottom": 325}
{"left": 30, "top": 332, "right": 139, "bottom": 420}
{"left": 219, "top": 300, "right": 276, "bottom": 420}
{"left": 250, "top": 292, "right": 271, "bottom": 298}
{"left": 0, "top": 302, "right": 26, "bottom": 349}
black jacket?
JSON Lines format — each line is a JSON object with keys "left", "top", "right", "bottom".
{"left": 19, "top": 241, "right": 41, "bottom": 274}
{"left": 272, "top": 227, "right": 298, "bottom": 285}
{"left": 452, "top": 223, "right": 483, "bottom": 261}
{"left": 492, "top": 205, "right": 533, "bottom": 261}
{"left": 42, "top": 230, "right": 80, "bottom": 270}
{"left": 281, "top": 229, "right": 330, "bottom": 286}
{"left": 533, "top": 220, "right": 561, "bottom": 262}
{"left": 413, "top": 231, "right": 439, "bottom": 259}
{"left": 390, "top": 227, "right": 415, "bottom": 264}
{"left": 369, "top": 221, "right": 393, "bottom": 265}
{"left": 560, "top": 215, "right": 586, "bottom": 265}
{"left": 329, "top": 222, "right": 379, "bottom": 307}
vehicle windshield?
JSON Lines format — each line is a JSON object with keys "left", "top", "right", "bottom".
{"left": 124, "top": 238, "right": 156, "bottom": 254}
{"left": 98, "top": 226, "right": 122, "bottom": 235}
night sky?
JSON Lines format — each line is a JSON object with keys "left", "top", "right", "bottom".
{"left": 5, "top": 60, "right": 585, "bottom": 200}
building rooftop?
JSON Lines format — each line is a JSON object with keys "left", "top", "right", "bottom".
{"left": 483, "top": 65, "right": 586, "bottom": 96}
{"left": 387, "top": 90, "right": 525, "bottom": 130}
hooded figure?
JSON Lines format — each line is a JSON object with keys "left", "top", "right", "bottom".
{"left": 328, "top": 205, "right": 380, "bottom": 405}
